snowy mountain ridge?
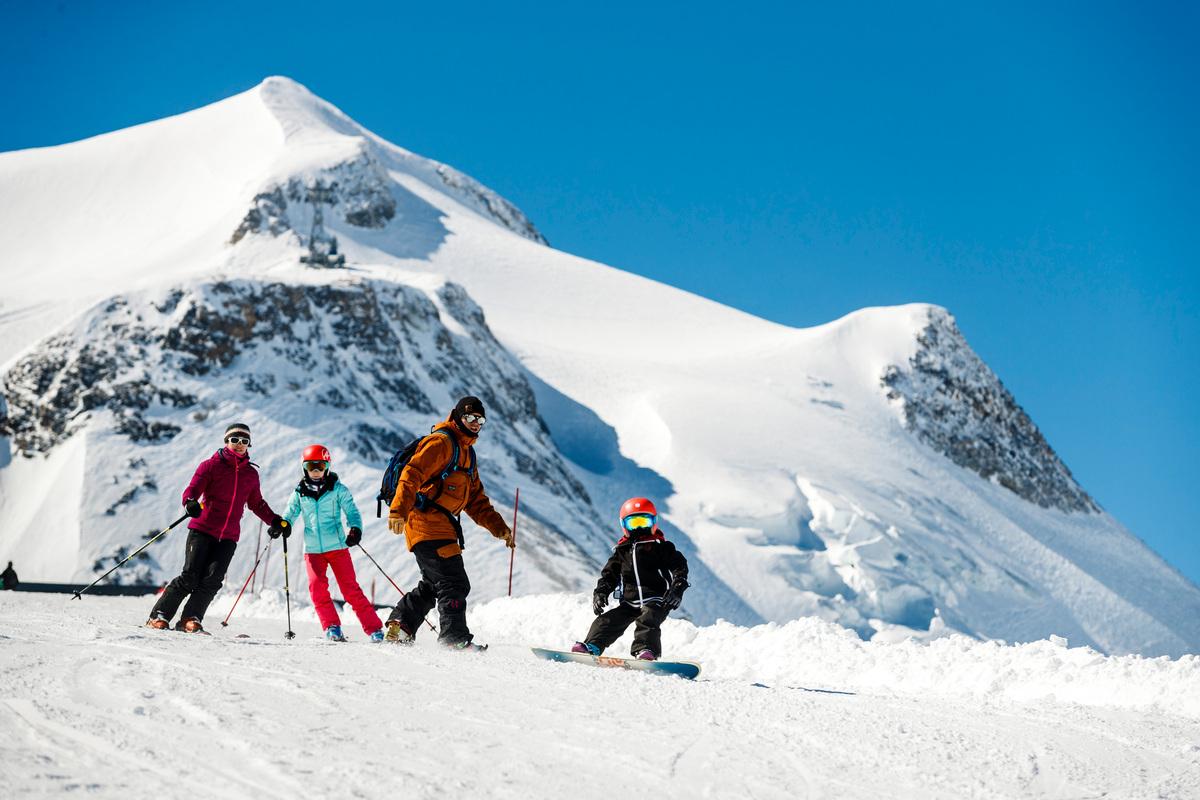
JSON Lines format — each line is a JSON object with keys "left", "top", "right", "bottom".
{"left": 1, "top": 76, "right": 1198, "bottom": 657}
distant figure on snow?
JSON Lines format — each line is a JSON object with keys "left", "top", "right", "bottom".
{"left": 282, "top": 444, "right": 384, "bottom": 642}
{"left": 1, "top": 561, "right": 18, "bottom": 590}
{"left": 384, "top": 396, "right": 514, "bottom": 651}
{"left": 572, "top": 497, "right": 688, "bottom": 661}
{"left": 146, "top": 423, "right": 288, "bottom": 634}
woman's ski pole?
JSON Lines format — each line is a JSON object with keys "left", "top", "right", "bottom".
{"left": 220, "top": 539, "right": 272, "bottom": 628}
{"left": 71, "top": 512, "right": 190, "bottom": 600}
{"left": 356, "top": 543, "right": 437, "bottom": 633}
{"left": 281, "top": 534, "right": 295, "bottom": 640}
{"left": 507, "top": 488, "right": 520, "bottom": 597}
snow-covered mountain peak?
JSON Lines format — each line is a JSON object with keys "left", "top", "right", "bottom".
{"left": 2, "top": 80, "right": 1197, "bottom": 657}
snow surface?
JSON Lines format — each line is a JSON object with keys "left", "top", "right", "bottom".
{"left": 3, "top": 76, "right": 1199, "bottom": 659}
{"left": 2, "top": 591, "right": 1198, "bottom": 799}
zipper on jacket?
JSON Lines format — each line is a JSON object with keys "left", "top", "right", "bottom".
{"left": 632, "top": 541, "right": 645, "bottom": 606}
{"left": 220, "top": 459, "right": 241, "bottom": 540}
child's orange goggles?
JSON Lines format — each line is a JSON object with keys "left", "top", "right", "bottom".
{"left": 622, "top": 513, "right": 656, "bottom": 531}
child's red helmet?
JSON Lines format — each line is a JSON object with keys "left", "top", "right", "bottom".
{"left": 302, "top": 444, "right": 331, "bottom": 463}
{"left": 619, "top": 497, "right": 658, "bottom": 534}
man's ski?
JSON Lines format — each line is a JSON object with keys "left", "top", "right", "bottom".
{"left": 531, "top": 647, "right": 700, "bottom": 680}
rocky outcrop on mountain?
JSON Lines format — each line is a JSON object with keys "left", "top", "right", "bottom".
{"left": 231, "top": 152, "right": 396, "bottom": 244}
{"left": 882, "top": 308, "right": 1099, "bottom": 514}
{"left": 0, "top": 279, "right": 592, "bottom": 518}
{"left": 434, "top": 164, "right": 547, "bottom": 245}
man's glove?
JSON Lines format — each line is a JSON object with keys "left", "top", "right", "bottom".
{"left": 388, "top": 515, "right": 406, "bottom": 536}
{"left": 268, "top": 517, "right": 291, "bottom": 539}
{"left": 345, "top": 526, "right": 362, "bottom": 548}
{"left": 592, "top": 591, "right": 608, "bottom": 616}
{"left": 498, "top": 525, "right": 515, "bottom": 549}
{"left": 184, "top": 499, "right": 203, "bottom": 518}
{"left": 663, "top": 580, "right": 688, "bottom": 610}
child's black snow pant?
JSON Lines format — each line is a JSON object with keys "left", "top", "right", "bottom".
{"left": 388, "top": 540, "right": 472, "bottom": 645}
{"left": 150, "top": 530, "right": 238, "bottom": 623}
{"left": 584, "top": 601, "right": 671, "bottom": 658}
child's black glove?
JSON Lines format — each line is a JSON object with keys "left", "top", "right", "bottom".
{"left": 268, "top": 517, "right": 291, "bottom": 539}
{"left": 592, "top": 591, "right": 607, "bottom": 616}
{"left": 663, "top": 580, "right": 688, "bottom": 610}
{"left": 346, "top": 526, "right": 362, "bottom": 547}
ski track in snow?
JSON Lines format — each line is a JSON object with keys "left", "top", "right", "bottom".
{"left": 1, "top": 593, "right": 1197, "bottom": 799}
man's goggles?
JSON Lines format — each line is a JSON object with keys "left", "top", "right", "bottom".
{"left": 622, "top": 513, "right": 656, "bottom": 532}
{"left": 304, "top": 460, "right": 329, "bottom": 471}
{"left": 461, "top": 413, "right": 486, "bottom": 426}
{"left": 225, "top": 436, "right": 251, "bottom": 446}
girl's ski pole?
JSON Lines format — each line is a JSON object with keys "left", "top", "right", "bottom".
{"left": 281, "top": 533, "right": 295, "bottom": 640}
{"left": 356, "top": 543, "right": 436, "bottom": 633}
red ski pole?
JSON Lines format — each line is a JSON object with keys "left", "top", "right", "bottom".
{"left": 221, "top": 539, "right": 271, "bottom": 627}
{"left": 507, "top": 488, "right": 520, "bottom": 597}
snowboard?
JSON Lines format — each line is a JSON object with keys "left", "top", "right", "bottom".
{"left": 531, "top": 647, "right": 701, "bottom": 680}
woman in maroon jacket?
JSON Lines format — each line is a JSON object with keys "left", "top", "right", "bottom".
{"left": 146, "top": 423, "right": 287, "bottom": 633}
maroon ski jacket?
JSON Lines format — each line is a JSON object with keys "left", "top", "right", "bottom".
{"left": 181, "top": 448, "right": 276, "bottom": 542}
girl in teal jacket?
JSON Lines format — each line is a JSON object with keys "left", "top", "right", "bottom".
{"left": 284, "top": 444, "right": 384, "bottom": 641}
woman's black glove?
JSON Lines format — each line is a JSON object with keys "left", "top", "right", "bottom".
{"left": 268, "top": 517, "right": 291, "bottom": 539}
{"left": 345, "top": 527, "right": 362, "bottom": 547}
{"left": 184, "top": 499, "right": 203, "bottom": 518}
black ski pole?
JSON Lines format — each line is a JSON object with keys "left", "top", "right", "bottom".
{"left": 281, "top": 533, "right": 295, "bottom": 640}
{"left": 356, "top": 543, "right": 437, "bottom": 633}
{"left": 220, "top": 539, "right": 272, "bottom": 628}
{"left": 71, "top": 512, "right": 190, "bottom": 600}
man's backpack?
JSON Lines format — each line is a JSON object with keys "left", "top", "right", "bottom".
{"left": 376, "top": 429, "right": 477, "bottom": 519}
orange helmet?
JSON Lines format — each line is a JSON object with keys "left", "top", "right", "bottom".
{"left": 302, "top": 444, "right": 331, "bottom": 463}
{"left": 619, "top": 497, "right": 658, "bottom": 533}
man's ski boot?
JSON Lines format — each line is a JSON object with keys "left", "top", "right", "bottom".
{"left": 368, "top": 629, "right": 385, "bottom": 643}
{"left": 145, "top": 613, "right": 170, "bottom": 630}
{"left": 447, "top": 639, "right": 488, "bottom": 653}
{"left": 176, "top": 617, "right": 211, "bottom": 635}
{"left": 572, "top": 641, "right": 601, "bottom": 656}
{"left": 635, "top": 649, "right": 657, "bottom": 661}
{"left": 324, "top": 625, "right": 347, "bottom": 642}
{"left": 383, "top": 620, "right": 414, "bottom": 645}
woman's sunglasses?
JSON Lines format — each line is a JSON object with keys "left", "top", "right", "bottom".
{"left": 225, "top": 436, "right": 251, "bottom": 446}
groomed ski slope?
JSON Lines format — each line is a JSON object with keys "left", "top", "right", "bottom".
{"left": 3, "top": 591, "right": 1197, "bottom": 799}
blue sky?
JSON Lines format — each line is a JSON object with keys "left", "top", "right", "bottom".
{"left": 5, "top": 1, "right": 1197, "bottom": 584}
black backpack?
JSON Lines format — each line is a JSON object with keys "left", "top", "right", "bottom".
{"left": 376, "top": 429, "right": 477, "bottom": 519}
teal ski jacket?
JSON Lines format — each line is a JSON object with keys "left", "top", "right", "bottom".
{"left": 283, "top": 473, "right": 363, "bottom": 554}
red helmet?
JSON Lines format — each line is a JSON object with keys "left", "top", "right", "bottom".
{"left": 302, "top": 444, "right": 331, "bottom": 463}
{"left": 619, "top": 497, "right": 658, "bottom": 534}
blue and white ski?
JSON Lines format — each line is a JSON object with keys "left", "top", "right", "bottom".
{"left": 531, "top": 647, "right": 701, "bottom": 680}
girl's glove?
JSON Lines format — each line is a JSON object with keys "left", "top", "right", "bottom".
{"left": 592, "top": 591, "right": 608, "bottom": 616}
{"left": 268, "top": 518, "right": 291, "bottom": 539}
{"left": 346, "top": 527, "right": 362, "bottom": 547}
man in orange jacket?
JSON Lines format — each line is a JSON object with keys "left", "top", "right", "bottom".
{"left": 384, "top": 396, "right": 514, "bottom": 650}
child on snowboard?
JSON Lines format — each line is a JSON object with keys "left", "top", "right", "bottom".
{"left": 283, "top": 444, "right": 384, "bottom": 642}
{"left": 573, "top": 497, "right": 688, "bottom": 661}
